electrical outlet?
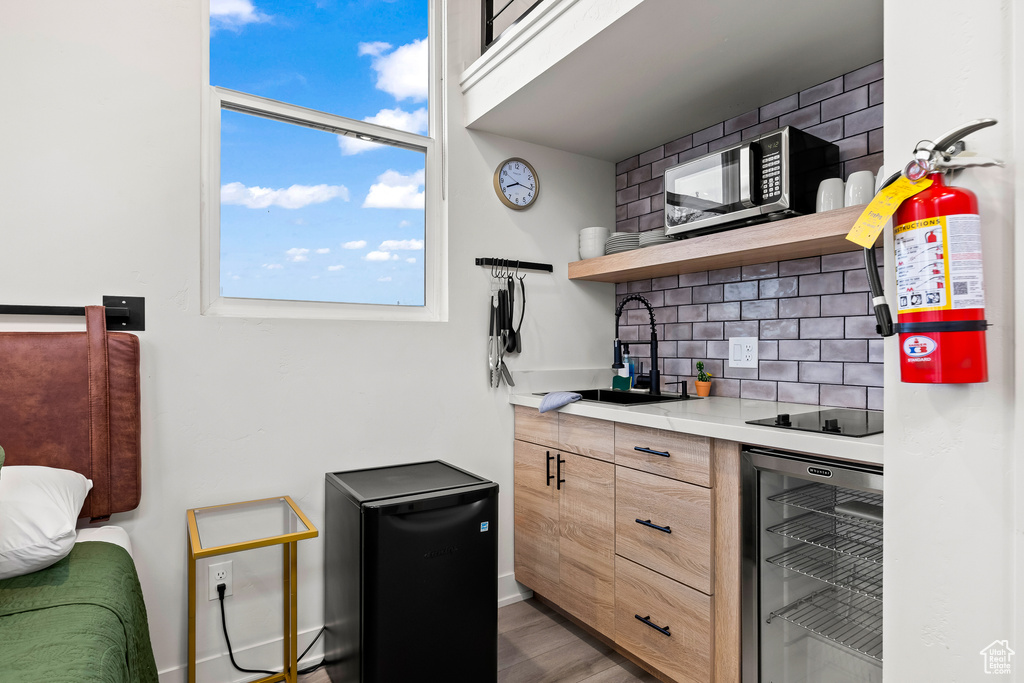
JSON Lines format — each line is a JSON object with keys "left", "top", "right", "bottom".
{"left": 729, "top": 337, "right": 758, "bottom": 368}
{"left": 209, "top": 561, "right": 232, "bottom": 601}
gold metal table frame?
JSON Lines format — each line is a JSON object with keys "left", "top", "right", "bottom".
{"left": 187, "top": 496, "right": 318, "bottom": 683}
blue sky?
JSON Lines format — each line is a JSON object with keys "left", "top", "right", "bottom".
{"left": 211, "top": 0, "right": 428, "bottom": 306}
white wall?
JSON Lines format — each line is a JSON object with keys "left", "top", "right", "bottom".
{"left": 0, "top": 2, "right": 614, "bottom": 680}
{"left": 883, "top": 1, "right": 1019, "bottom": 680}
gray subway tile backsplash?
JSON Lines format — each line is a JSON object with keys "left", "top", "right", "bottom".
{"left": 613, "top": 61, "right": 884, "bottom": 409}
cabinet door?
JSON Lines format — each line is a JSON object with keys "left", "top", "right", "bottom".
{"left": 513, "top": 440, "right": 560, "bottom": 599}
{"left": 558, "top": 452, "right": 616, "bottom": 637}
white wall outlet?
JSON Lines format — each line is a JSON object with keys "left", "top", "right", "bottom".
{"left": 209, "top": 560, "right": 233, "bottom": 601}
{"left": 729, "top": 337, "right": 758, "bottom": 368}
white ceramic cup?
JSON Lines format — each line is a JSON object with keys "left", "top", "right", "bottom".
{"left": 816, "top": 178, "right": 845, "bottom": 212}
{"left": 845, "top": 171, "right": 876, "bottom": 207}
{"left": 875, "top": 165, "right": 887, "bottom": 192}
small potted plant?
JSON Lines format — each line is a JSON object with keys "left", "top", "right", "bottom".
{"left": 695, "top": 361, "right": 712, "bottom": 397}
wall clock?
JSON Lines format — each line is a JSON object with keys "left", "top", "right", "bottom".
{"left": 493, "top": 157, "right": 539, "bottom": 210}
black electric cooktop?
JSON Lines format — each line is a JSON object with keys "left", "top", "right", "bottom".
{"left": 746, "top": 408, "right": 883, "bottom": 438}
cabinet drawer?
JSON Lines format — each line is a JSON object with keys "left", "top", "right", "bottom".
{"left": 614, "top": 423, "right": 712, "bottom": 487}
{"left": 514, "top": 405, "right": 558, "bottom": 446}
{"left": 615, "top": 555, "right": 712, "bottom": 683}
{"left": 558, "top": 412, "right": 614, "bottom": 462}
{"left": 615, "top": 467, "right": 713, "bottom": 594}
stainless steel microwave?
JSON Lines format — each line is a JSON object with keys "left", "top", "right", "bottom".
{"left": 664, "top": 126, "right": 840, "bottom": 238}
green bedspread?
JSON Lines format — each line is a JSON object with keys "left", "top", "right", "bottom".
{"left": 0, "top": 541, "right": 158, "bottom": 683}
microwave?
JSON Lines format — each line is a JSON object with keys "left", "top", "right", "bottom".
{"left": 664, "top": 126, "right": 840, "bottom": 238}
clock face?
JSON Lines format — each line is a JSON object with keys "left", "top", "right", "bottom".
{"left": 494, "top": 158, "right": 538, "bottom": 210}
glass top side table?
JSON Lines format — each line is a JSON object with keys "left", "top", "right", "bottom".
{"left": 186, "top": 496, "right": 318, "bottom": 683}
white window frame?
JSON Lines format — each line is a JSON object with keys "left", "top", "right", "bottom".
{"left": 200, "top": 1, "right": 447, "bottom": 322}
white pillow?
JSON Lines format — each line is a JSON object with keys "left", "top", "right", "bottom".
{"left": 0, "top": 466, "right": 93, "bottom": 579}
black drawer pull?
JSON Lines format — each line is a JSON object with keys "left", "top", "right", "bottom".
{"left": 557, "top": 455, "right": 565, "bottom": 490}
{"left": 635, "top": 518, "right": 672, "bottom": 534}
{"left": 634, "top": 446, "right": 670, "bottom": 458}
{"left": 635, "top": 614, "right": 671, "bottom": 637}
{"left": 545, "top": 452, "right": 554, "bottom": 486}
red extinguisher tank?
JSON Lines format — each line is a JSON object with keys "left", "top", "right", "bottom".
{"left": 893, "top": 172, "right": 987, "bottom": 382}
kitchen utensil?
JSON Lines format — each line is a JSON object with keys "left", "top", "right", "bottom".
{"left": 505, "top": 274, "right": 517, "bottom": 353}
{"left": 815, "top": 178, "right": 845, "bottom": 212}
{"left": 487, "top": 294, "right": 499, "bottom": 388}
{"left": 844, "top": 170, "right": 876, "bottom": 206}
{"left": 514, "top": 271, "right": 526, "bottom": 353}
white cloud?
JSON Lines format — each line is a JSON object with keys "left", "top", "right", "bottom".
{"left": 358, "top": 41, "right": 392, "bottom": 57}
{"left": 328, "top": 264, "right": 345, "bottom": 271}
{"left": 399, "top": 220, "right": 411, "bottom": 228}
{"left": 406, "top": 257, "right": 417, "bottom": 264}
{"left": 363, "top": 169, "right": 425, "bottom": 209}
{"left": 379, "top": 238, "right": 424, "bottom": 251}
{"left": 285, "top": 248, "right": 310, "bottom": 262}
{"left": 365, "top": 251, "right": 399, "bottom": 262}
{"left": 342, "top": 240, "right": 367, "bottom": 249}
{"left": 364, "top": 38, "right": 428, "bottom": 101}
{"left": 221, "top": 182, "right": 349, "bottom": 209}
{"left": 337, "top": 107, "right": 428, "bottom": 155}
{"left": 262, "top": 263, "right": 283, "bottom": 270}
{"left": 210, "top": 0, "right": 271, "bottom": 32}
{"left": 378, "top": 276, "right": 392, "bottom": 282}
{"left": 316, "top": 248, "right": 330, "bottom": 254}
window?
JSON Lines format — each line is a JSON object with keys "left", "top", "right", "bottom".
{"left": 202, "top": 0, "right": 445, "bottom": 320}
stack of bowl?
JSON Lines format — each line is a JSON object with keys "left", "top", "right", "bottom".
{"left": 579, "top": 227, "right": 610, "bottom": 260}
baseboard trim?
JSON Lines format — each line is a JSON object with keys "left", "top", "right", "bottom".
{"left": 161, "top": 579, "right": 530, "bottom": 680}
{"left": 158, "top": 627, "right": 324, "bottom": 683}
{"left": 499, "top": 571, "right": 533, "bottom": 607}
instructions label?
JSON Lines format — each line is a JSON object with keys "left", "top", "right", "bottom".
{"left": 893, "top": 214, "right": 985, "bottom": 313}
{"left": 846, "top": 176, "right": 933, "bottom": 248}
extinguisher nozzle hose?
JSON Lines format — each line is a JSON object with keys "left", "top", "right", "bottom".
{"left": 864, "top": 246, "right": 894, "bottom": 337}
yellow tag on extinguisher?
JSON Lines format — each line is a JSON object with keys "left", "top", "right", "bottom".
{"left": 845, "top": 176, "right": 934, "bottom": 248}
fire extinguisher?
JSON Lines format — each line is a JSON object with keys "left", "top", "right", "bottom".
{"left": 865, "top": 119, "right": 1002, "bottom": 383}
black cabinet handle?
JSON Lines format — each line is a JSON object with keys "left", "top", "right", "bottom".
{"left": 634, "top": 446, "right": 671, "bottom": 458}
{"left": 545, "top": 452, "right": 554, "bottom": 487}
{"left": 635, "top": 518, "right": 672, "bottom": 534}
{"left": 557, "top": 455, "right": 565, "bottom": 490}
{"left": 635, "top": 614, "right": 671, "bottom": 636}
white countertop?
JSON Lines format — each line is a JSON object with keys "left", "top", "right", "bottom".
{"left": 509, "top": 381, "right": 883, "bottom": 467}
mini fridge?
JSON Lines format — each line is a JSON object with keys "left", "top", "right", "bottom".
{"left": 324, "top": 461, "right": 498, "bottom": 682}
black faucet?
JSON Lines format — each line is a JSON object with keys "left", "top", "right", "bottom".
{"left": 613, "top": 294, "right": 660, "bottom": 396}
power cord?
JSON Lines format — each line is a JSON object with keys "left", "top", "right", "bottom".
{"left": 217, "top": 583, "right": 327, "bottom": 678}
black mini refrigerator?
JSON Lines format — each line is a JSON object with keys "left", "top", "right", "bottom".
{"left": 324, "top": 461, "right": 498, "bottom": 682}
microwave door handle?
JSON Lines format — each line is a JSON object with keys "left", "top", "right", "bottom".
{"left": 739, "top": 142, "right": 761, "bottom": 207}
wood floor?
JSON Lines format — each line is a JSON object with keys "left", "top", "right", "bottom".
{"left": 299, "top": 598, "right": 657, "bottom": 683}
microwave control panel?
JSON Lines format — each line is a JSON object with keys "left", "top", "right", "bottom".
{"left": 759, "top": 133, "right": 783, "bottom": 203}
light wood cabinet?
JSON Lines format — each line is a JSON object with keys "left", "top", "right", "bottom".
{"left": 513, "top": 440, "right": 560, "bottom": 600}
{"left": 614, "top": 555, "right": 712, "bottom": 683}
{"left": 513, "top": 411, "right": 615, "bottom": 637}
{"left": 615, "top": 466, "right": 713, "bottom": 594}
{"left": 513, "top": 406, "right": 740, "bottom": 683}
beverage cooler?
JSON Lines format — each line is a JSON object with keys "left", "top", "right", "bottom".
{"left": 741, "top": 447, "right": 883, "bottom": 683}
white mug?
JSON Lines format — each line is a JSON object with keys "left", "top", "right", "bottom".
{"left": 875, "top": 165, "right": 887, "bottom": 192}
{"left": 845, "top": 171, "right": 876, "bottom": 207}
{"left": 816, "top": 178, "right": 845, "bottom": 212}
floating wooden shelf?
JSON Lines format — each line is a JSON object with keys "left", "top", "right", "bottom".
{"left": 568, "top": 206, "right": 866, "bottom": 283}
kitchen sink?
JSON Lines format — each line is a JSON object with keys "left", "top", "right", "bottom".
{"left": 569, "top": 389, "right": 699, "bottom": 404}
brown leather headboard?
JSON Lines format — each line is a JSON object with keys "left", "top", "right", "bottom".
{"left": 0, "top": 307, "right": 141, "bottom": 519}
